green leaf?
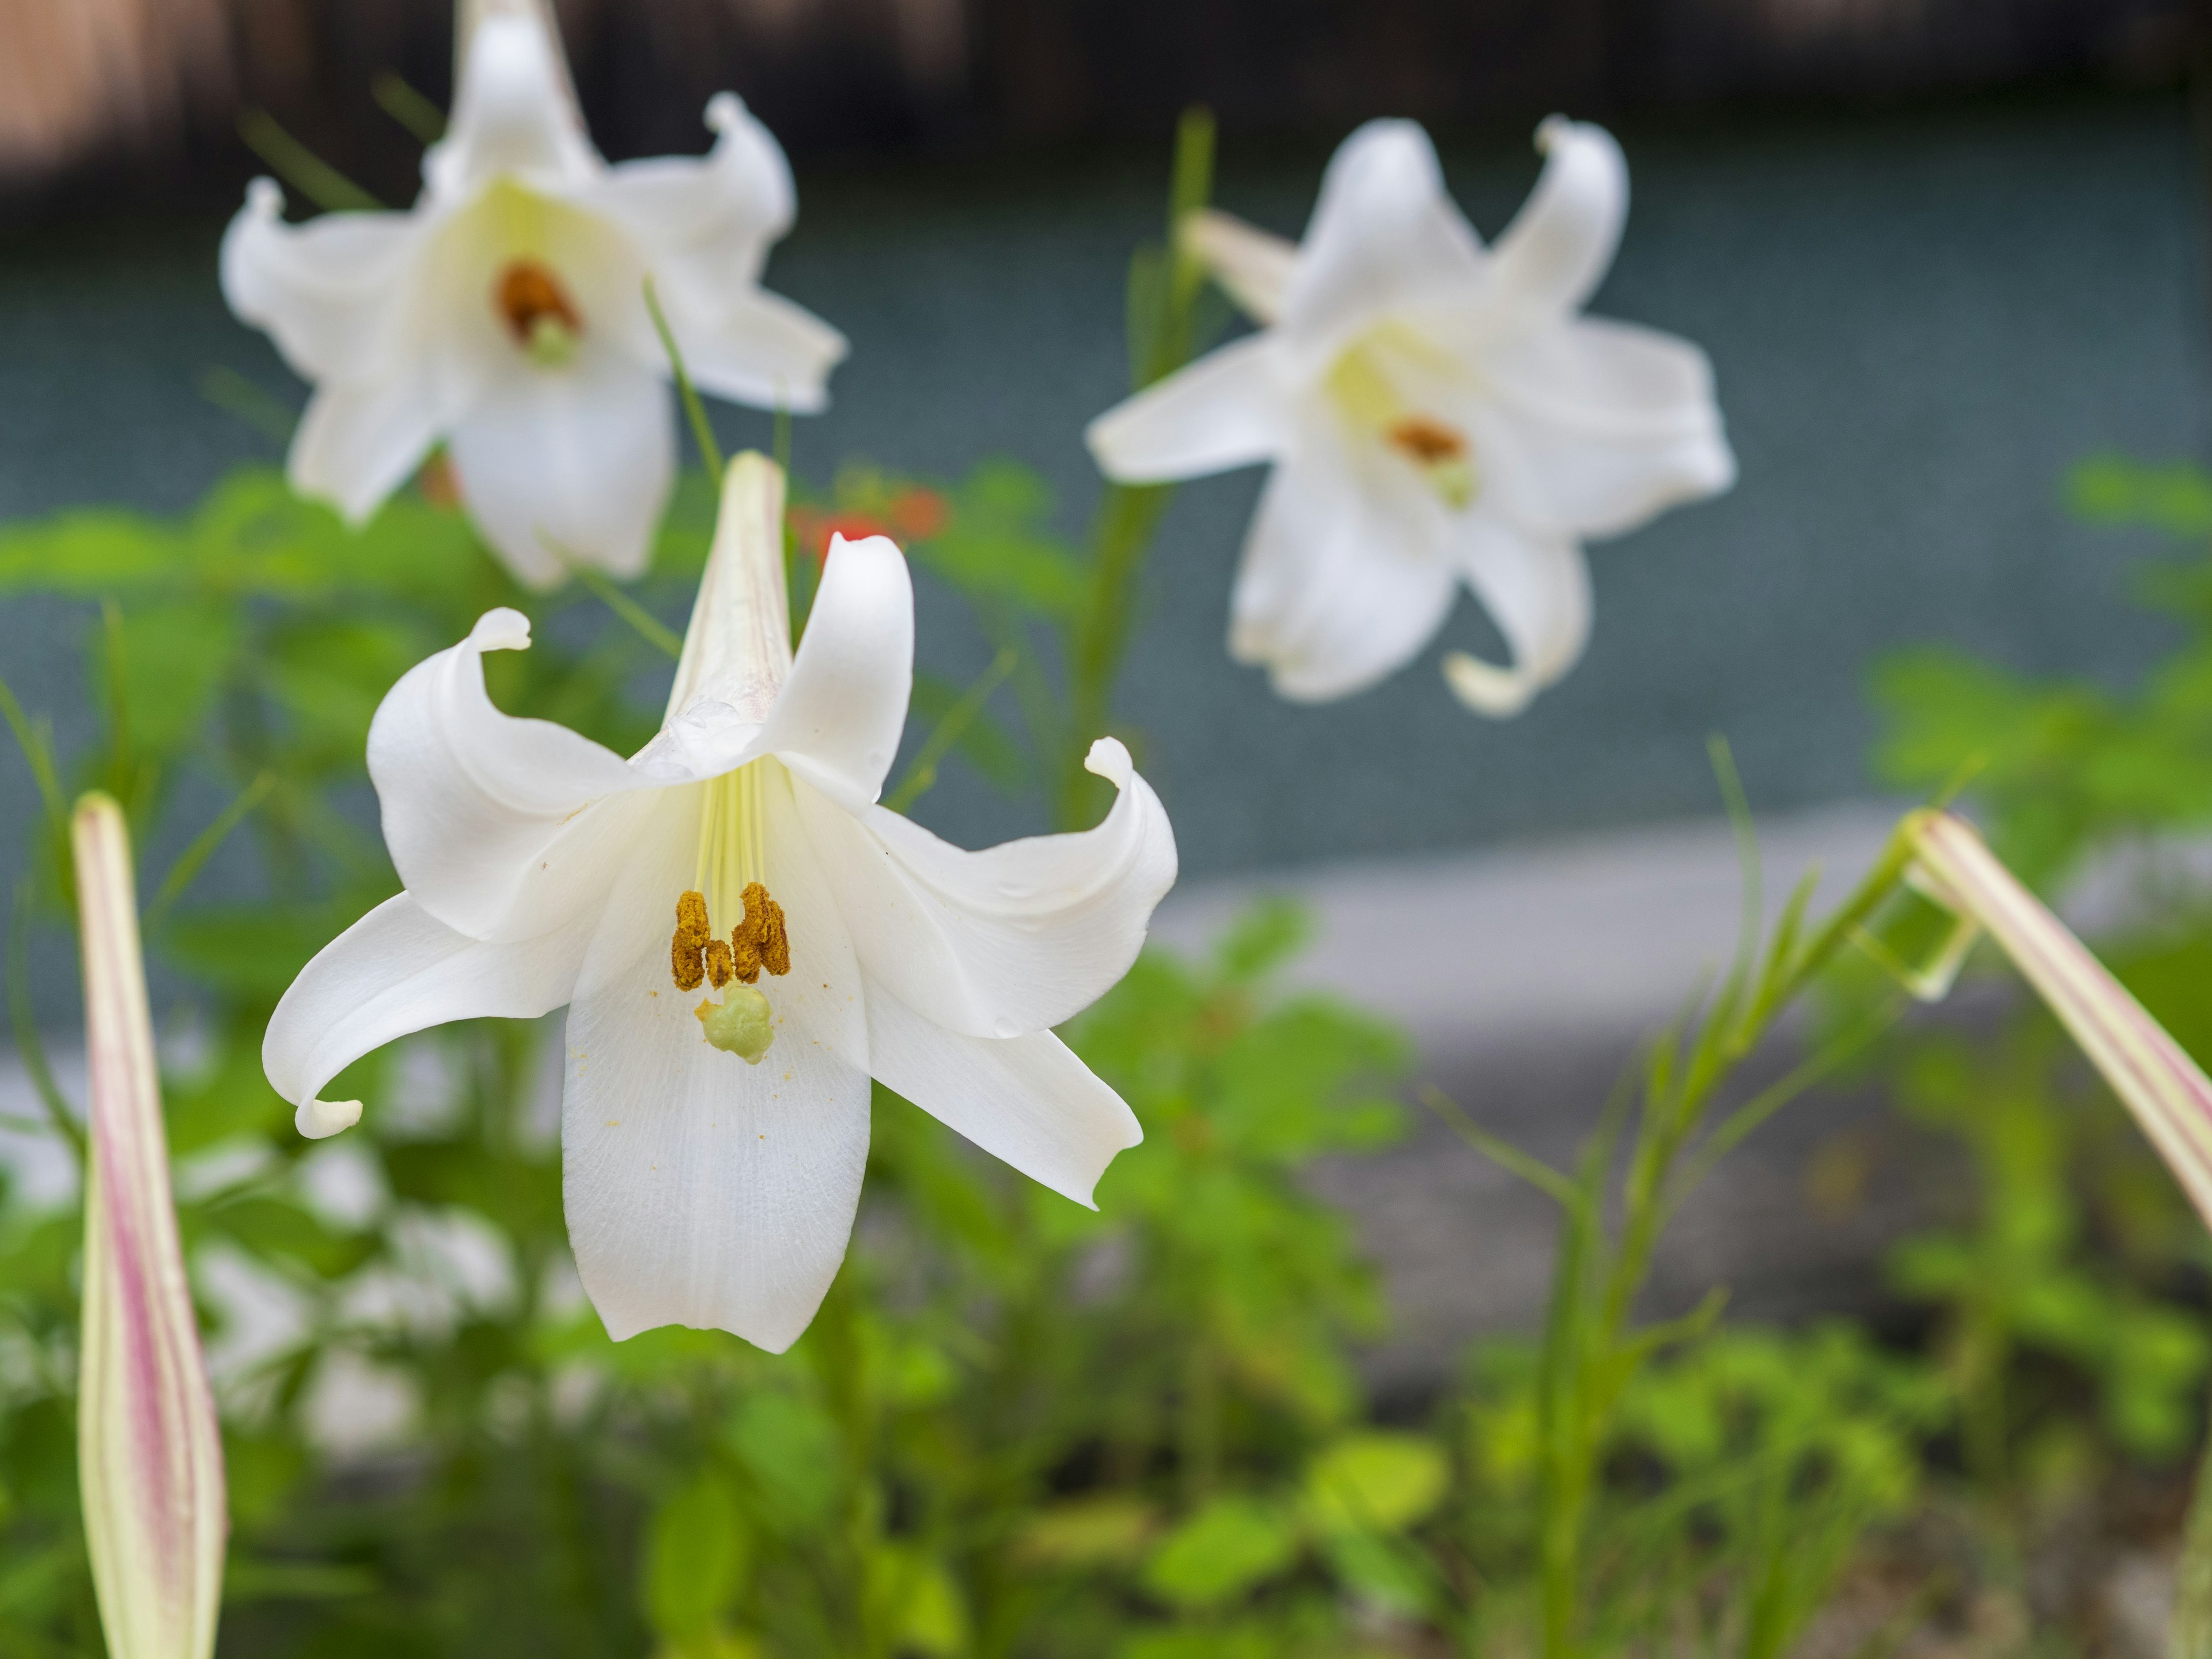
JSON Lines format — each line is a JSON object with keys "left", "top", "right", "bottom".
{"left": 642, "top": 1468, "right": 749, "bottom": 1643}
{"left": 725, "top": 1391, "right": 842, "bottom": 1531}
{"left": 1141, "top": 1495, "right": 1301, "bottom": 1610}
{"left": 1012, "top": 1495, "right": 1159, "bottom": 1568}
{"left": 1300, "top": 1431, "right": 1449, "bottom": 1539}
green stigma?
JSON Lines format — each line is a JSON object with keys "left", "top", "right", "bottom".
{"left": 695, "top": 986, "right": 774, "bottom": 1063}
{"left": 527, "top": 313, "right": 578, "bottom": 369}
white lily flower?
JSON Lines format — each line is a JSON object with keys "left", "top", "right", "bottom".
{"left": 1088, "top": 118, "right": 1734, "bottom": 714}
{"left": 220, "top": 0, "right": 844, "bottom": 589}
{"left": 262, "top": 453, "right": 1176, "bottom": 1350}
{"left": 74, "top": 794, "right": 227, "bottom": 1659}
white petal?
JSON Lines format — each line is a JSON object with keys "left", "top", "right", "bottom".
{"left": 446, "top": 349, "right": 676, "bottom": 586}
{"left": 562, "top": 766, "right": 870, "bottom": 1350}
{"left": 1471, "top": 318, "right": 1734, "bottom": 537}
{"left": 1441, "top": 519, "right": 1592, "bottom": 718}
{"left": 1085, "top": 334, "right": 1288, "bottom": 484}
{"left": 1228, "top": 443, "right": 1459, "bottom": 702}
{"left": 1184, "top": 208, "right": 1297, "bottom": 325}
{"left": 366, "top": 608, "right": 652, "bottom": 940}
{"left": 756, "top": 533, "right": 914, "bottom": 810}
{"left": 1487, "top": 117, "right": 1627, "bottom": 319}
{"left": 426, "top": 9, "right": 599, "bottom": 203}
{"left": 1283, "top": 120, "right": 1485, "bottom": 342}
{"left": 865, "top": 977, "right": 1141, "bottom": 1207}
{"left": 262, "top": 891, "right": 593, "bottom": 1135}
{"left": 796, "top": 740, "right": 1176, "bottom": 1040}
{"left": 219, "top": 179, "right": 425, "bottom": 384}
{"left": 587, "top": 93, "right": 794, "bottom": 281}
{"left": 654, "top": 286, "right": 847, "bottom": 415}
{"left": 289, "top": 374, "right": 444, "bottom": 524}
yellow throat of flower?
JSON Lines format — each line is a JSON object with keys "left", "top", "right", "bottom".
{"left": 1325, "top": 325, "right": 1478, "bottom": 510}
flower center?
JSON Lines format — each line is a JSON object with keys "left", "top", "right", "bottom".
{"left": 1325, "top": 327, "right": 1478, "bottom": 510}
{"left": 494, "top": 257, "right": 582, "bottom": 368}
{"left": 671, "top": 763, "right": 793, "bottom": 1063}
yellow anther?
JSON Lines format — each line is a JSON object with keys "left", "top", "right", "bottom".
{"left": 704, "top": 938, "right": 734, "bottom": 988}
{"left": 671, "top": 890, "right": 711, "bottom": 991}
{"left": 731, "top": 881, "right": 790, "bottom": 983}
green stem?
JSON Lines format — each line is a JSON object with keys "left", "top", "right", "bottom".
{"left": 1529, "top": 823, "right": 1921, "bottom": 1657}
{"left": 1053, "top": 106, "right": 1216, "bottom": 831}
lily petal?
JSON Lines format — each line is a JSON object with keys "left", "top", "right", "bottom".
{"left": 1184, "top": 208, "right": 1298, "bottom": 325}
{"left": 427, "top": 8, "right": 599, "bottom": 203}
{"left": 1441, "top": 520, "right": 1592, "bottom": 718}
{"left": 796, "top": 739, "right": 1176, "bottom": 1040}
{"left": 865, "top": 976, "right": 1141, "bottom": 1207}
{"left": 1085, "top": 334, "right": 1288, "bottom": 483}
{"left": 1229, "top": 444, "right": 1459, "bottom": 702}
{"left": 366, "top": 608, "right": 647, "bottom": 940}
{"left": 1285, "top": 120, "right": 1485, "bottom": 342}
{"left": 219, "top": 180, "right": 423, "bottom": 385}
{"left": 1487, "top": 117, "right": 1627, "bottom": 319}
{"left": 652, "top": 286, "right": 848, "bottom": 415}
{"left": 562, "top": 768, "right": 870, "bottom": 1350}
{"left": 1478, "top": 317, "right": 1735, "bottom": 536}
{"left": 289, "top": 374, "right": 446, "bottom": 525}
{"left": 445, "top": 348, "right": 676, "bottom": 586}
{"left": 756, "top": 533, "right": 915, "bottom": 810}
{"left": 74, "top": 795, "right": 226, "bottom": 1659}
{"left": 263, "top": 891, "right": 596, "bottom": 1138}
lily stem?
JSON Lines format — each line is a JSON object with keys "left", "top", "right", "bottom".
{"left": 1054, "top": 105, "right": 1216, "bottom": 832}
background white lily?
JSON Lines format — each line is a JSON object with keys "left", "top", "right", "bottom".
{"left": 74, "top": 793, "right": 227, "bottom": 1659}
{"left": 221, "top": 0, "right": 844, "bottom": 589}
{"left": 262, "top": 453, "right": 1177, "bottom": 1351}
{"left": 1088, "top": 117, "right": 1734, "bottom": 714}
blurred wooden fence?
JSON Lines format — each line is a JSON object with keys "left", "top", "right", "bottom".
{"left": 0, "top": 0, "right": 2191, "bottom": 209}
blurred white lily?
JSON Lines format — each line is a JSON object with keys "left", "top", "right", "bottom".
{"left": 221, "top": 0, "right": 844, "bottom": 588}
{"left": 263, "top": 453, "right": 1176, "bottom": 1351}
{"left": 1904, "top": 810, "right": 2212, "bottom": 1228}
{"left": 74, "top": 793, "right": 226, "bottom": 1659}
{"left": 1088, "top": 118, "right": 1733, "bottom": 714}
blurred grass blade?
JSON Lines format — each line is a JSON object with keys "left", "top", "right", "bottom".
{"left": 886, "top": 647, "right": 1019, "bottom": 814}
{"left": 198, "top": 368, "right": 299, "bottom": 447}
{"left": 540, "top": 534, "right": 682, "bottom": 658}
{"left": 645, "top": 277, "right": 725, "bottom": 476}
{"left": 145, "top": 772, "right": 276, "bottom": 933}
{"left": 0, "top": 669, "right": 66, "bottom": 837}
{"left": 1422, "top": 1086, "right": 1581, "bottom": 1212}
{"left": 236, "top": 109, "right": 383, "bottom": 213}
{"left": 73, "top": 793, "right": 228, "bottom": 1659}
{"left": 372, "top": 71, "right": 446, "bottom": 144}
{"left": 9, "top": 875, "right": 82, "bottom": 1161}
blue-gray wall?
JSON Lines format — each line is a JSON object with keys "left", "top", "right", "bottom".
{"left": 1, "top": 93, "right": 2203, "bottom": 939}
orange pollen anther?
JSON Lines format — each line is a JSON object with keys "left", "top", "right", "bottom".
{"left": 1385, "top": 416, "right": 1468, "bottom": 466}
{"left": 495, "top": 258, "right": 582, "bottom": 346}
{"left": 669, "top": 885, "right": 792, "bottom": 993}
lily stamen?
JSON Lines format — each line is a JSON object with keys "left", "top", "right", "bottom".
{"left": 494, "top": 257, "right": 582, "bottom": 366}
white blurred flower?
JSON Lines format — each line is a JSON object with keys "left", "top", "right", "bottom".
{"left": 221, "top": 0, "right": 844, "bottom": 588}
{"left": 1088, "top": 118, "right": 1734, "bottom": 714}
{"left": 73, "top": 793, "right": 226, "bottom": 1659}
{"left": 262, "top": 454, "right": 1177, "bottom": 1351}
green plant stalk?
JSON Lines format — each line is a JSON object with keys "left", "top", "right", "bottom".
{"left": 1522, "top": 820, "right": 1921, "bottom": 1659}
{"left": 2174, "top": 1430, "right": 2212, "bottom": 1659}
{"left": 1054, "top": 106, "right": 1215, "bottom": 831}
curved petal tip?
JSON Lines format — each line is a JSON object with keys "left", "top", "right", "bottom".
{"left": 1442, "top": 651, "right": 1541, "bottom": 719}
{"left": 297, "top": 1097, "right": 363, "bottom": 1139}
{"left": 469, "top": 607, "right": 533, "bottom": 652}
{"left": 1083, "top": 736, "right": 1134, "bottom": 786}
